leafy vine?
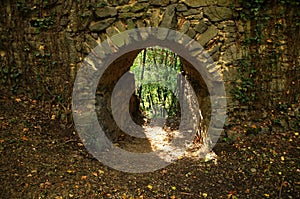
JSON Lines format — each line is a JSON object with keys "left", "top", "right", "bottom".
{"left": 232, "top": 0, "right": 300, "bottom": 108}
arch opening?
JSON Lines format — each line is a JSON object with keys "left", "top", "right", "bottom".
{"left": 129, "top": 46, "right": 181, "bottom": 123}
{"left": 95, "top": 46, "right": 211, "bottom": 154}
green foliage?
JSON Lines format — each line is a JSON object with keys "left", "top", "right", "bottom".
{"left": 16, "top": 1, "right": 31, "bottom": 15}
{"left": 139, "top": 83, "right": 179, "bottom": 118}
{"left": 231, "top": 58, "right": 257, "bottom": 105}
{"left": 17, "top": 0, "right": 56, "bottom": 16}
{"left": 31, "top": 16, "right": 56, "bottom": 31}
{"left": 0, "top": 61, "right": 22, "bottom": 93}
{"left": 130, "top": 47, "right": 182, "bottom": 118}
{"left": 233, "top": 0, "right": 300, "bottom": 107}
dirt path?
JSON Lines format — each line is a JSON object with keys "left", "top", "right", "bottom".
{"left": 1, "top": 95, "right": 299, "bottom": 198}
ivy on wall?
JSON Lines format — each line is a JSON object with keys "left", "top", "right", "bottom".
{"left": 232, "top": 0, "right": 300, "bottom": 108}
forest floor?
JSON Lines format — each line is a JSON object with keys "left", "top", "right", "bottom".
{"left": 1, "top": 94, "right": 299, "bottom": 199}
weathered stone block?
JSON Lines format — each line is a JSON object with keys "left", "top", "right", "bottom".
{"left": 217, "top": 0, "right": 230, "bottom": 6}
{"left": 118, "top": 5, "right": 132, "bottom": 13}
{"left": 119, "top": 12, "right": 144, "bottom": 19}
{"left": 182, "top": 9, "right": 201, "bottom": 16}
{"left": 178, "top": 20, "right": 190, "bottom": 33}
{"left": 114, "top": 20, "right": 126, "bottom": 32}
{"left": 131, "top": 3, "right": 149, "bottom": 13}
{"left": 106, "top": 26, "right": 119, "bottom": 37}
{"left": 176, "top": 4, "right": 188, "bottom": 12}
{"left": 196, "top": 25, "right": 218, "bottom": 46}
{"left": 149, "top": 9, "right": 161, "bottom": 27}
{"left": 185, "top": 0, "right": 229, "bottom": 7}
{"left": 224, "top": 25, "right": 237, "bottom": 33}
{"left": 89, "top": 18, "right": 116, "bottom": 32}
{"left": 181, "top": 0, "right": 208, "bottom": 7}
{"left": 204, "top": 6, "right": 233, "bottom": 22}
{"left": 160, "top": 4, "right": 177, "bottom": 29}
{"left": 107, "top": 0, "right": 130, "bottom": 6}
{"left": 95, "top": 7, "right": 117, "bottom": 18}
{"left": 85, "top": 34, "right": 99, "bottom": 49}
{"left": 126, "top": 19, "right": 136, "bottom": 29}
{"left": 187, "top": 28, "right": 196, "bottom": 38}
{"left": 195, "top": 20, "right": 208, "bottom": 34}
{"left": 150, "top": 0, "right": 170, "bottom": 6}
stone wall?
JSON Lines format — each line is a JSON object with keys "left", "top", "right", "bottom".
{"left": 0, "top": 0, "right": 241, "bottom": 101}
{"left": 0, "top": 0, "right": 299, "bottom": 134}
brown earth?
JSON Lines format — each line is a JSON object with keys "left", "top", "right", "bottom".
{"left": 1, "top": 94, "right": 299, "bottom": 199}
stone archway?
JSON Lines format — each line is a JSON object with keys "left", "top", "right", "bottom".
{"left": 73, "top": 1, "right": 232, "bottom": 151}
{"left": 72, "top": 28, "right": 226, "bottom": 172}
{"left": 72, "top": 27, "right": 226, "bottom": 159}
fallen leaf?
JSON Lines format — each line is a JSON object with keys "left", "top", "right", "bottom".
{"left": 228, "top": 190, "right": 237, "bottom": 198}
{"left": 15, "top": 98, "right": 21, "bottom": 102}
{"left": 34, "top": 125, "right": 42, "bottom": 131}
{"left": 250, "top": 168, "right": 256, "bottom": 173}
{"left": 161, "top": 169, "right": 168, "bottom": 174}
{"left": 147, "top": 185, "right": 153, "bottom": 190}
{"left": 98, "top": 169, "right": 104, "bottom": 174}
{"left": 81, "top": 175, "right": 87, "bottom": 180}
{"left": 66, "top": 169, "right": 75, "bottom": 174}
{"left": 282, "top": 181, "right": 288, "bottom": 187}
{"left": 45, "top": 181, "right": 51, "bottom": 187}
{"left": 92, "top": 172, "right": 98, "bottom": 177}
{"left": 22, "top": 136, "right": 29, "bottom": 141}
{"left": 40, "top": 183, "right": 45, "bottom": 189}
{"left": 39, "top": 45, "right": 45, "bottom": 50}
